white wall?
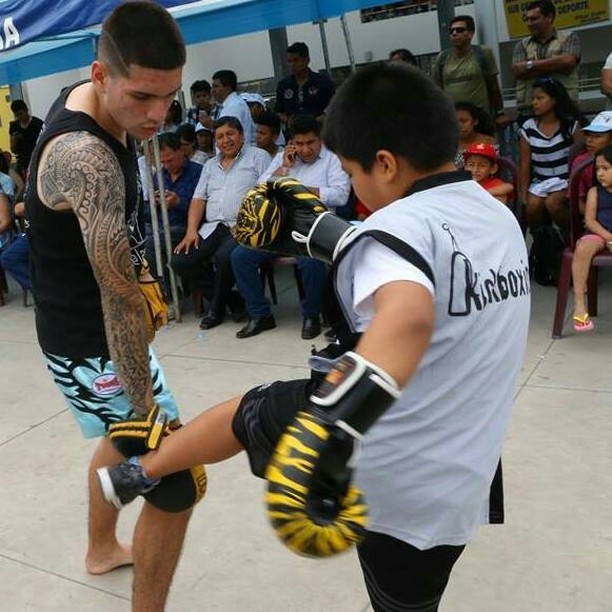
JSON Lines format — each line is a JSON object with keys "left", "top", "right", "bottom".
{"left": 25, "top": 66, "right": 91, "bottom": 119}
{"left": 182, "top": 5, "right": 476, "bottom": 88}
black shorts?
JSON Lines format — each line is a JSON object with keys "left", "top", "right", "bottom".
{"left": 231, "top": 378, "right": 316, "bottom": 478}
{"left": 358, "top": 532, "right": 465, "bottom": 612}
{"left": 234, "top": 380, "right": 466, "bottom": 611}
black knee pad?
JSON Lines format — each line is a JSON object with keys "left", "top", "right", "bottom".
{"left": 110, "top": 427, "right": 207, "bottom": 513}
{"left": 144, "top": 464, "right": 207, "bottom": 513}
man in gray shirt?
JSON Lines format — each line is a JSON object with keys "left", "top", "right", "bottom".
{"left": 171, "top": 116, "right": 271, "bottom": 329}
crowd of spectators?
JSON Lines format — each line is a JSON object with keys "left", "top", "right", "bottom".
{"left": 2, "top": 0, "right": 612, "bottom": 338}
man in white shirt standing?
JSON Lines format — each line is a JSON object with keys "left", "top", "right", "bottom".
{"left": 198, "top": 70, "right": 254, "bottom": 145}
{"left": 232, "top": 114, "right": 350, "bottom": 339}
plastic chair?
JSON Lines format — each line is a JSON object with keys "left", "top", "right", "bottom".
{"left": 497, "top": 156, "right": 524, "bottom": 234}
{"left": 259, "top": 257, "right": 304, "bottom": 304}
{"left": 551, "top": 157, "right": 612, "bottom": 338}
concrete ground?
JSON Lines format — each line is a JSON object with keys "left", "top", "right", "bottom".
{"left": 1, "top": 268, "right": 611, "bottom": 612}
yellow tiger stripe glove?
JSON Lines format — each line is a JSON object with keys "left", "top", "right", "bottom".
{"left": 234, "top": 177, "right": 354, "bottom": 264}
{"left": 265, "top": 410, "right": 368, "bottom": 558}
{"left": 264, "top": 352, "right": 400, "bottom": 557}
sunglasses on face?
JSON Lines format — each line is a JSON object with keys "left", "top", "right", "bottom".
{"left": 449, "top": 27, "right": 467, "bottom": 34}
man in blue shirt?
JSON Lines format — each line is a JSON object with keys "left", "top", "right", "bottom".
{"left": 275, "top": 42, "right": 336, "bottom": 126}
{"left": 145, "top": 132, "right": 203, "bottom": 289}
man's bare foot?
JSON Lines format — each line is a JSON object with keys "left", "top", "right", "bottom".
{"left": 85, "top": 543, "right": 133, "bottom": 575}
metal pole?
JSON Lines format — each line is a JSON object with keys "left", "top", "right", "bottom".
{"left": 268, "top": 28, "right": 290, "bottom": 82}
{"left": 150, "top": 136, "right": 182, "bottom": 323}
{"left": 317, "top": 20, "right": 332, "bottom": 76}
{"left": 142, "top": 141, "right": 164, "bottom": 278}
{"left": 436, "top": 0, "right": 456, "bottom": 51}
{"left": 340, "top": 14, "right": 356, "bottom": 73}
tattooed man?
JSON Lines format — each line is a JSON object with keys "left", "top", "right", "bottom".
{"left": 24, "top": 3, "right": 192, "bottom": 610}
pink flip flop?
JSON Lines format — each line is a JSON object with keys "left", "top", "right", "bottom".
{"left": 573, "top": 314, "right": 594, "bottom": 333}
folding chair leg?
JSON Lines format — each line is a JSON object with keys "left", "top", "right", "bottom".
{"left": 586, "top": 267, "right": 598, "bottom": 317}
{"left": 293, "top": 264, "right": 305, "bottom": 301}
{"left": 259, "top": 262, "right": 278, "bottom": 305}
{"left": 552, "top": 254, "right": 572, "bottom": 338}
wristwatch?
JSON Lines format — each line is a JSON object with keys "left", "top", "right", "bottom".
{"left": 525, "top": 60, "right": 535, "bottom": 72}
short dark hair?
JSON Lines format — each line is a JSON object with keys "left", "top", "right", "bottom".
{"left": 450, "top": 15, "right": 475, "bottom": 32}
{"left": 98, "top": 1, "right": 185, "bottom": 76}
{"left": 256, "top": 110, "right": 281, "bottom": 135}
{"left": 389, "top": 49, "right": 417, "bottom": 66}
{"left": 324, "top": 64, "right": 458, "bottom": 172}
{"left": 158, "top": 132, "right": 181, "bottom": 151}
{"left": 10, "top": 99, "right": 28, "bottom": 113}
{"left": 287, "top": 42, "right": 309, "bottom": 59}
{"left": 212, "top": 70, "right": 238, "bottom": 91}
{"left": 177, "top": 124, "right": 196, "bottom": 144}
{"left": 190, "top": 79, "right": 211, "bottom": 94}
{"left": 289, "top": 114, "right": 320, "bottom": 138}
{"left": 526, "top": 1, "right": 556, "bottom": 18}
{"left": 214, "top": 116, "right": 243, "bottom": 133}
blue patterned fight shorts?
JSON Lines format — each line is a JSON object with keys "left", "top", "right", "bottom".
{"left": 44, "top": 348, "right": 179, "bottom": 438}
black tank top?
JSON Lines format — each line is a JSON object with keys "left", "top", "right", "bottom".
{"left": 25, "top": 81, "right": 146, "bottom": 358}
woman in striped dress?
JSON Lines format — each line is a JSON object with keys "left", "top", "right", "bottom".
{"left": 519, "top": 78, "right": 584, "bottom": 229}
{"left": 519, "top": 78, "right": 585, "bottom": 285}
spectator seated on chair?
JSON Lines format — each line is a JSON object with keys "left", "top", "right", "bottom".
{"left": 1, "top": 201, "right": 30, "bottom": 293}
{"left": 519, "top": 78, "right": 585, "bottom": 286}
{"left": 0, "top": 188, "right": 13, "bottom": 253}
{"left": 454, "top": 101, "right": 495, "bottom": 168}
{"left": 463, "top": 143, "right": 514, "bottom": 205}
{"left": 570, "top": 145, "right": 612, "bottom": 333}
{"left": 569, "top": 111, "right": 612, "bottom": 214}
{"left": 232, "top": 114, "right": 351, "bottom": 340}
{"left": 177, "top": 124, "right": 209, "bottom": 166}
{"left": 144, "top": 132, "right": 203, "bottom": 296}
{"left": 171, "top": 116, "right": 271, "bottom": 330}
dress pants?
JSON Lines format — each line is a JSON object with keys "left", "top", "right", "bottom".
{"left": 0, "top": 234, "right": 30, "bottom": 290}
{"left": 231, "top": 245, "right": 326, "bottom": 319}
{"left": 171, "top": 224, "right": 238, "bottom": 317}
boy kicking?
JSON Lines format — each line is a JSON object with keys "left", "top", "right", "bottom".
{"left": 98, "top": 64, "right": 530, "bottom": 611}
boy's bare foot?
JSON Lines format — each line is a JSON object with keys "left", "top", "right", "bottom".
{"left": 85, "top": 543, "right": 133, "bottom": 575}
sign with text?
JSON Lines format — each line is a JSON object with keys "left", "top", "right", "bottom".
{"left": 503, "top": 0, "right": 609, "bottom": 39}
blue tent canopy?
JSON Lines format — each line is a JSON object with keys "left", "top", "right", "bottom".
{"left": 0, "top": 0, "right": 381, "bottom": 85}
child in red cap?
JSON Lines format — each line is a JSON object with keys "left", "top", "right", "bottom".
{"left": 463, "top": 143, "right": 514, "bottom": 204}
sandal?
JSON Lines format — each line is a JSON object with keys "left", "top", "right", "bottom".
{"left": 573, "top": 314, "right": 594, "bottom": 333}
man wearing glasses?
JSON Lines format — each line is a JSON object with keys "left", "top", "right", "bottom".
{"left": 512, "top": 0, "right": 581, "bottom": 119}
{"left": 432, "top": 15, "right": 509, "bottom": 130}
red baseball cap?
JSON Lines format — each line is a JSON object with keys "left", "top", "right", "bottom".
{"left": 463, "top": 142, "right": 498, "bottom": 163}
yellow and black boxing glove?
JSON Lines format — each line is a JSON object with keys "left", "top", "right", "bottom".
{"left": 138, "top": 261, "right": 168, "bottom": 343}
{"left": 107, "top": 405, "right": 207, "bottom": 513}
{"left": 234, "top": 177, "right": 356, "bottom": 264}
{"left": 265, "top": 352, "right": 400, "bottom": 557}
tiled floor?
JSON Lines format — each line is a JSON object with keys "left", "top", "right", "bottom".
{"left": 1, "top": 269, "right": 611, "bottom": 611}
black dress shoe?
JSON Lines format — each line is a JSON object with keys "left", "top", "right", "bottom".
{"left": 236, "top": 316, "right": 276, "bottom": 339}
{"left": 301, "top": 316, "right": 321, "bottom": 340}
{"left": 199, "top": 312, "right": 224, "bottom": 330}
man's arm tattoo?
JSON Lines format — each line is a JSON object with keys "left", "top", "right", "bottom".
{"left": 39, "top": 132, "right": 153, "bottom": 415}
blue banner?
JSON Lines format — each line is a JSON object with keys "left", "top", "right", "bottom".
{"left": 0, "top": 0, "right": 197, "bottom": 51}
